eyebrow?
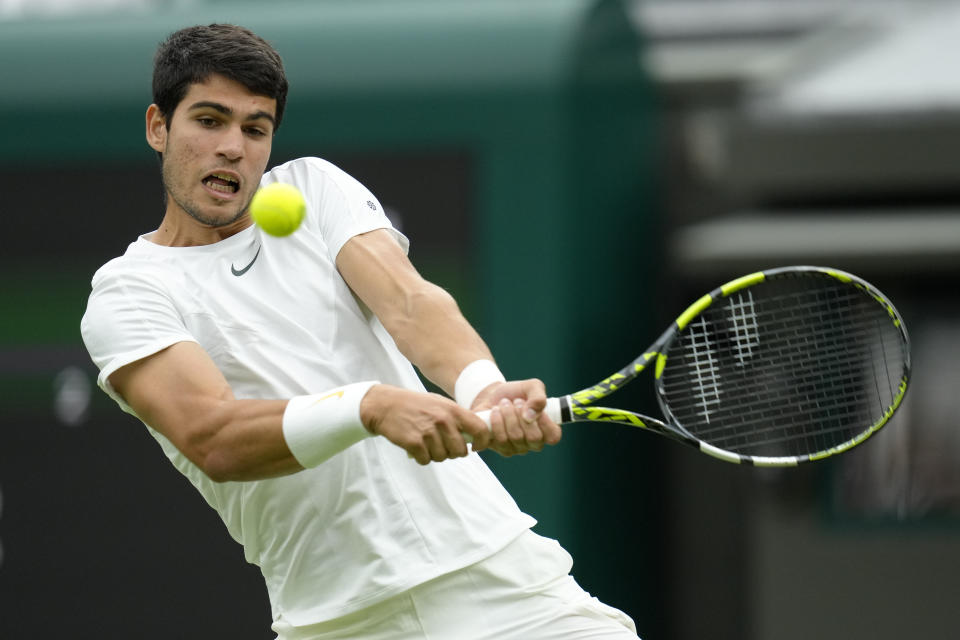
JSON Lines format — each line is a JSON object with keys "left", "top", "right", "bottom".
{"left": 187, "top": 101, "right": 277, "bottom": 128}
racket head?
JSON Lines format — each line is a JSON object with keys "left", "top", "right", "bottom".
{"left": 654, "top": 266, "right": 910, "bottom": 466}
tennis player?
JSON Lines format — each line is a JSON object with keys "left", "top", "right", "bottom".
{"left": 80, "top": 24, "right": 638, "bottom": 639}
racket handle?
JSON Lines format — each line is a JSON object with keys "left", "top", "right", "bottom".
{"left": 466, "top": 397, "right": 562, "bottom": 444}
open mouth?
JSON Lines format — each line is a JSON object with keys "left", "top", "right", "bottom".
{"left": 202, "top": 172, "right": 240, "bottom": 195}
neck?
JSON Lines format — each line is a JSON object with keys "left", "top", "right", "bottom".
{"left": 147, "top": 210, "right": 253, "bottom": 247}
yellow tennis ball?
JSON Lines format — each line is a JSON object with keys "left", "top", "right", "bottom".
{"left": 249, "top": 182, "right": 306, "bottom": 236}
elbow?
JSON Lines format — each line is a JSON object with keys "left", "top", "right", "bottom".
{"left": 198, "top": 448, "right": 242, "bottom": 483}
{"left": 196, "top": 448, "right": 292, "bottom": 483}
{"left": 178, "top": 409, "right": 247, "bottom": 483}
{"left": 184, "top": 438, "right": 241, "bottom": 483}
{"left": 199, "top": 459, "right": 231, "bottom": 484}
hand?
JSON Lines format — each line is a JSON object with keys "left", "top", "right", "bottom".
{"left": 360, "top": 384, "right": 491, "bottom": 465}
{"left": 471, "top": 379, "right": 562, "bottom": 456}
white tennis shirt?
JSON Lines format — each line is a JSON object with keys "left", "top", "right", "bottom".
{"left": 81, "top": 157, "right": 535, "bottom": 627}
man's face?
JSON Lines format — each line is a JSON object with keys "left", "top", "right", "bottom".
{"left": 147, "top": 74, "right": 277, "bottom": 229}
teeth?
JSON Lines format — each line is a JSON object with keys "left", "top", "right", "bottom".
{"left": 204, "top": 173, "right": 240, "bottom": 194}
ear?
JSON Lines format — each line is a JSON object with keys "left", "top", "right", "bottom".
{"left": 146, "top": 104, "right": 168, "bottom": 153}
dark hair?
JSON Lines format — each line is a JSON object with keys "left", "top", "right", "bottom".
{"left": 152, "top": 24, "right": 289, "bottom": 130}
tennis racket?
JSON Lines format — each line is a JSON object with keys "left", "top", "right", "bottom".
{"left": 487, "top": 266, "right": 910, "bottom": 467}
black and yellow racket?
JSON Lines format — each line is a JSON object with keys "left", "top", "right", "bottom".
{"left": 533, "top": 266, "right": 910, "bottom": 466}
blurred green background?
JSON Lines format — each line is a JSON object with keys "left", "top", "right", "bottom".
{"left": 2, "top": 1, "right": 959, "bottom": 638}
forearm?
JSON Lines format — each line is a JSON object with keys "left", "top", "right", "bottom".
{"left": 385, "top": 281, "right": 494, "bottom": 396}
{"left": 336, "top": 231, "right": 499, "bottom": 398}
{"left": 194, "top": 397, "right": 301, "bottom": 482}
{"left": 189, "top": 381, "right": 379, "bottom": 481}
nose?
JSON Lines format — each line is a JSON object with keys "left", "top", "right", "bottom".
{"left": 216, "top": 125, "right": 245, "bottom": 161}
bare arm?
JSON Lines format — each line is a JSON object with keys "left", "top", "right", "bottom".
{"left": 109, "top": 341, "right": 298, "bottom": 482}
{"left": 110, "top": 340, "right": 498, "bottom": 480}
{"left": 336, "top": 229, "right": 561, "bottom": 455}
{"left": 336, "top": 229, "right": 492, "bottom": 395}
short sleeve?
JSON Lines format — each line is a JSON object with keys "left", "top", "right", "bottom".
{"left": 80, "top": 260, "right": 197, "bottom": 410}
{"left": 263, "top": 157, "right": 409, "bottom": 262}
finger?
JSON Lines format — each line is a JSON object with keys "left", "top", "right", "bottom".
{"left": 423, "top": 431, "right": 448, "bottom": 463}
{"left": 538, "top": 411, "right": 562, "bottom": 446}
{"left": 500, "top": 398, "right": 528, "bottom": 454}
{"left": 408, "top": 443, "right": 431, "bottom": 465}
{"left": 460, "top": 411, "right": 491, "bottom": 451}
{"left": 488, "top": 403, "right": 518, "bottom": 456}
{"left": 438, "top": 416, "right": 470, "bottom": 458}
{"left": 515, "top": 398, "right": 544, "bottom": 452}
{"left": 520, "top": 379, "right": 548, "bottom": 417}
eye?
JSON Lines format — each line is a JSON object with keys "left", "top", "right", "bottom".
{"left": 245, "top": 126, "right": 269, "bottom": 138}
{"left": 197, "top": 116, "right": 219, "bottom": 128}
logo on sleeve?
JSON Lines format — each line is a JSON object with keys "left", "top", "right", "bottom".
{"left": 231, "top": 245, "right": 261, "bottom": 276}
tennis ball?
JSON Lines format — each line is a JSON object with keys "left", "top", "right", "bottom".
{"left": 249, "top": 182, "right": 306, "bottom": 237}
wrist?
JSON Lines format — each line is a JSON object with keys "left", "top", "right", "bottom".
{"left": 358, "top": 383, "right": 387, "bottom": 434}
{"left": 282, "top": 381, "right": 379, "bottom": 468}
{"left": 454, "top": 359, "right": 505, "bottom": 409}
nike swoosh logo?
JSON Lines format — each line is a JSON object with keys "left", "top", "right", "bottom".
{"left": 310, "top": 390, "right": 345, "bottom": 405}
{"left": 231, "top": 245, "right": 261, "bottom": 276}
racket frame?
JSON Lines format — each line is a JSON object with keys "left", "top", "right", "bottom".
{"left": 551, "top": 266, "right": 910, "bottom": 467}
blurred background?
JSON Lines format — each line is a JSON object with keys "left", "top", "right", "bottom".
{"left": 1, "top": 0, "right": 959, "bottom": 638}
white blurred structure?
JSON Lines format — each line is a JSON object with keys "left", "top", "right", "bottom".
{"left": 749, "top": 3, "right": 960, "bottom": 116}
{"left": 633, "top": 0, "right": 960, "bottom": 271}
{"left": 0, "top": 0, "right": 176, "bottom": 19}
{"left": 52, "top": 365, "right": 92, "bottom": 427}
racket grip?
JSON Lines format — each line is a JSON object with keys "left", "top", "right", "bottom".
{"left": 466, "top": 397, "right": 562, "bottom": 444}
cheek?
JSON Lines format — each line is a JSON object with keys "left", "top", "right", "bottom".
{"left": 161, "top": 152, "right": 193, "bottom": 198}
{"left": 176, "top": 139, "right": 203, "bottom": 162}
{"left": 244, "top": 146, "right": 273, "bottom": 187}
{"left": 248, "top": 145, "right": 272, "bottom": 172}
{"left": 164, "top": 140, "right": 202, "bottom": 179}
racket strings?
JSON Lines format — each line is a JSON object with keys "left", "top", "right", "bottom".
{"left": 671, "top": 336, "right": 896, "bottom": 453}
{"left": 674, "top": 313, "right": 885, "bottom": 416}
{"left": 685, "top": 316, "right": 722, "bottom": 422}
{"left": 660, "top": 278, "right": 908, "bottom": 457}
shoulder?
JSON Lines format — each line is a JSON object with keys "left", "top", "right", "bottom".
{"left": 85, "top": 244, "right": 188, "bottom": 331}
{"left": 82, "top": 246, "right": 194, "bottom": 372}
{"left": 264, "top": 157, "right": 354, "bottom": 190}
{"left": 90, "top": 251, "right": 143, "bottom": 285}
{"left": 89, "top": 248, "right": 176, "bottom": 294}
{"left": 263, "top": 157, "right": 378, "bottom": 206}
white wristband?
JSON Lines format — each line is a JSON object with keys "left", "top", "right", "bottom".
{"left": 282, "top": 381, "right": 379, "bottom": 468}
{"left": 454, "top": 359, "right": 506, "bottom": 409}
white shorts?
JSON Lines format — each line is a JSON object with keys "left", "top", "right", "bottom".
{"left": 273, "top": 529, "right": 639, "bottom": 640}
